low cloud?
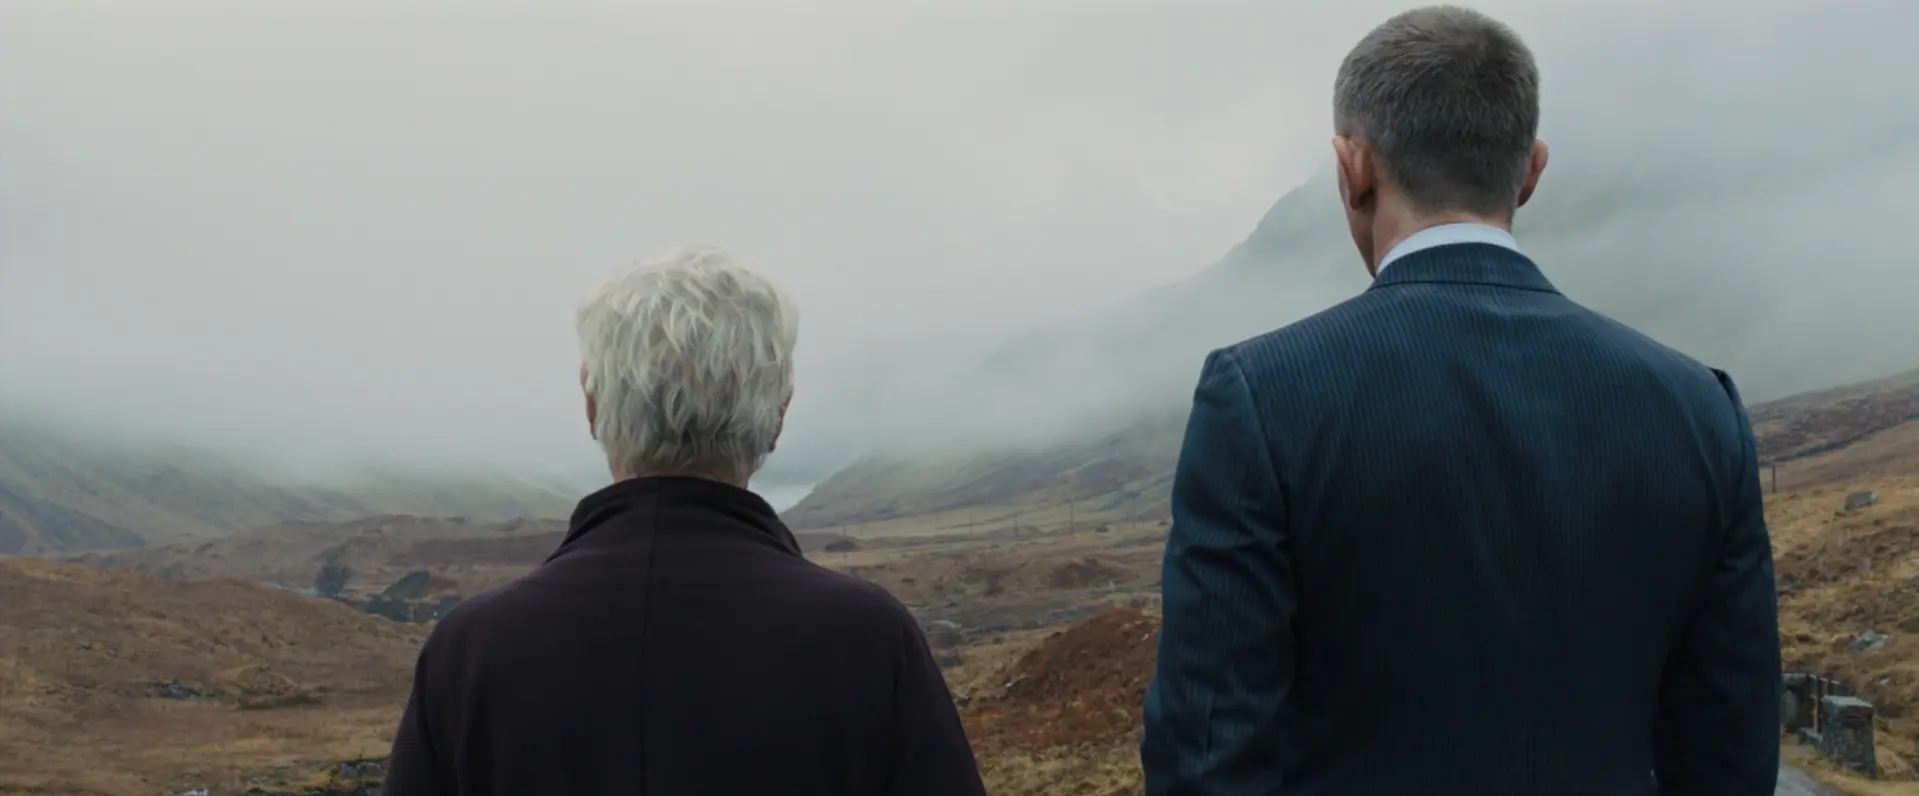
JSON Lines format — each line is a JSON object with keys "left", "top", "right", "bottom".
{"left": 3, "top": 0, "right": 1913, "bottom": 497}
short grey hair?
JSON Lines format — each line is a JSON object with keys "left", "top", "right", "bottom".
{"left": 1334, "top": 5, "right": 1540, "bottom": 216}
{"left": 575, "top": 244, "right": 799, "bottom": 485}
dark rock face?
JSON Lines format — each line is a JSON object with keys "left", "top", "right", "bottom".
{"left": 357, "top": 571, "right": 461, "bottom": 623}
{"left": 380, "top": 570, "right": 433, "bottom": 601}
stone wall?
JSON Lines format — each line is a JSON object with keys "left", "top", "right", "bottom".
{"left": 1784, "top": 671, "right": 1877, "bottom": 779}
{"left": 1817, "top": 696, "right": 1878, "bottom": 778}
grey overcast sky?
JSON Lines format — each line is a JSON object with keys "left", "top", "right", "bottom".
{"left": 2, "top": 0, "right": 1913, "bottom": 502}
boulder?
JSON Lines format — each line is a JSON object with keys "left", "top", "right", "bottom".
{"left": 1850, "top": 630, "right": 1892, "bottom": 653}
{"left": 1845, "top": 491, "right": 1879, "bottom": 512}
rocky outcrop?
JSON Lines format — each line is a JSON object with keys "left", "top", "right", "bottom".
{"left": 361, "top": 593, "right": 461, "bottom": 623}
{"left": 380, "top": 570, "right": 433, "bottom": 601}
{"left": 359, "top": 570, "right": 462, "bottom": 623}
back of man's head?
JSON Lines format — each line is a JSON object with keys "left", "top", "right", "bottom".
{"left": 1334, "top": 5, "right": 1540, "bottom": 217}
{"left": 575, "top": 245, "right": 799, "bottom": 486}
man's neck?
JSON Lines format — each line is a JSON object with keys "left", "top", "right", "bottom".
{"left": 1368, "top": 211, "right": 1512, "bottom": 275}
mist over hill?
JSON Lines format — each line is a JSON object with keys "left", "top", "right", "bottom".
{"left": 0, "top": 417, "right": 579, "bottom": 555}
{"left": 786, "top": 4, "right": 1919, "bottom": 525}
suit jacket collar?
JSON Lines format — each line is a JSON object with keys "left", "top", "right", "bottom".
{"left": 1367, "top": 242, "right": 1560, "bottom": 295}
{"left": 553, "top": 476, "right": 801, "bottom": 562}
{"left": 1375, "top": 222, "right": 1519, "bottom": 276}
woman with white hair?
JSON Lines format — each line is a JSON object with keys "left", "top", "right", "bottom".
{"left": 383, "top": 245, "right": 986, "bottom": 796}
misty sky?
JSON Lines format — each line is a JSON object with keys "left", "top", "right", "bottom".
{"left": 3, "top": 0, "right": 1914, "bottom": 504}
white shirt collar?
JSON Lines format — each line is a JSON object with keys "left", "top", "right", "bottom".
{"left": 1375, "top": 222, "right": 1520, "bottom": 277}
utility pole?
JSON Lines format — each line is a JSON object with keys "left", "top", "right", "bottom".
{"left": 1069, "top": 501, "right": 1076, "bottom": 534}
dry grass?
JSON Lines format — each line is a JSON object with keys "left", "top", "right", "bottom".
{"left": 1792, "top": 744, "right": 1919, "bottom": 796}
{"left": 0, "top": 557, "right": 421, "bottom": 795}
{"left": 961, "top": 608, "right": 1157, "bottom": 795}
{"left": 976, "top": 743, "right": 1142, "bottom": 796}
{"left": 1775, "top": 422, "right": 1919, "bottom": 493}
{"left": 0, "top": 519, "right": 1172, "bottom": 795}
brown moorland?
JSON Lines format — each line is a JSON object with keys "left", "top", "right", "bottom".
{"left": 7, "top": 476, "right": 1919, "bottom": 795}
{"left": 57, "top": 515, "right": 568, "bottom": 599}
{"left": 0, "top": 557, "right": 420, "bottom": 796}
{"left": 8, "top": 369, "right": 1919, "bottom": 794}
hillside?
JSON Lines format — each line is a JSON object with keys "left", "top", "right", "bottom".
{"left": 1753, "top": 368, "right": 1919, "bottom": 464}
{"left": 57, "top": 515, "right": 571, "bottom": 598}
{"left": 793, "top": 361, "right": 1919, "bottom": 531}
{"left": 0, "top": 557, "right": 421, "bottom": 795}
{"left": 784, "top": 412, "right": 1183, "bottom": 530}
{"left": 793, "top": 124, "right": 1919, "bottom": 528}
{"left": 0, "top": 418, "right": 579, "bottom": 555}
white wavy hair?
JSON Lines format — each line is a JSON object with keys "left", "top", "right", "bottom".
{"left": 575, "top": 244, "right": 799, "bottom": 485}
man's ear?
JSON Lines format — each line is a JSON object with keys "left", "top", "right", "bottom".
{"left": 1516, "top": 139, "right": 1550, "bottom": 209}
{"left": 1332, "top": 134, "right": 1375, "bottom": 212}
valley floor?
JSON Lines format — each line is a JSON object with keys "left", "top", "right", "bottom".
{"left": 5, "top": 475, "right": 1918, "bottom": 795}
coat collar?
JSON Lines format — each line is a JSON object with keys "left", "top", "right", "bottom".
{"left": 551, "top": 476, "right": 801, "bottom": 562}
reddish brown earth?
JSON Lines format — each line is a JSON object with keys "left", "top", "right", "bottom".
{"left": 962, "top": 607, "right": 1160, "bottom": 757}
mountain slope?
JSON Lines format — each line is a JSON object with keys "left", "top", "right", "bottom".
{"left": 790, "top": 164, "right": 1919, "bottom": 527}
{"left": 1750, "top": 368, "right": 1919, "bottom": 465}
{"left": 784, "top": 412, "right": 1184, "bottom": 529}
{"left": 0, "top": 419, "right": 580, "bottom": 554}
{"left": 792, "top": 363, "right": 1919, "bottom": 530}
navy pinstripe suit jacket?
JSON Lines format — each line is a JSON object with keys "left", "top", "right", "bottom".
{"left": 1141, "top": 243, "right": 1781, "bottom": 796}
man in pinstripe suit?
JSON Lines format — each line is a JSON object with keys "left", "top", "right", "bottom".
{"left": 1141, "top": 7, "right": 1781, "bottom": 795}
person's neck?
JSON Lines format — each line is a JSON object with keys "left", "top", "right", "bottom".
{"left": 609, "top": 469, "right": 748, "bottom": 490}
{"left": 1367, "top": 208, "right": 1512, "bottom": 276}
